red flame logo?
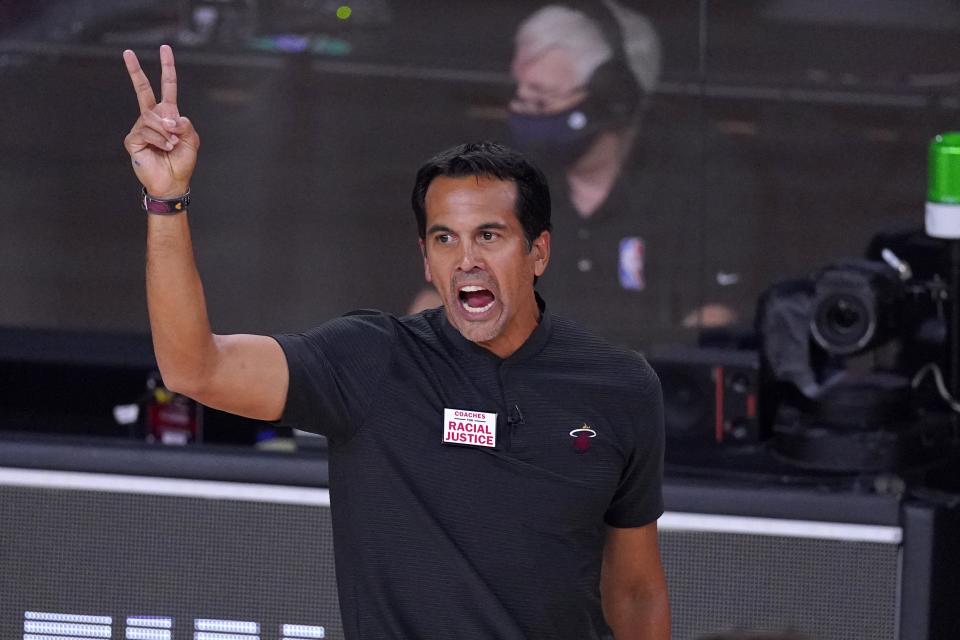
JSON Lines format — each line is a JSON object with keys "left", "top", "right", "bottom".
{"left": 569, "top": 424, "right": 597, "bottom": 454}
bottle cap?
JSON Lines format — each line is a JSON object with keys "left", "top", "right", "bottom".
{"left": 928, "top": 132, "right": 960, "bottom": 204}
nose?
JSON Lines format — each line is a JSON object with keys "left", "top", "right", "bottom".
{"left": 457, "top": 239, "right": 484, "bottom": 272}
{"left": 511, "top": 83, "right": 543, "bottom": 114}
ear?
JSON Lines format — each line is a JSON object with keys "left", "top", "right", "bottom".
{"left": 531, "top": 230, "right": 550, "bottom": 277}
{"left": 419, "top": 238, "right": 433, "bottom": 283}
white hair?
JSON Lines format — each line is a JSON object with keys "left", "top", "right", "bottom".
{"left": 514, "top": 1, "right": 662, "bottom": 94}
{"left": 514, "top": 6, "right": 614, "bottom": 86}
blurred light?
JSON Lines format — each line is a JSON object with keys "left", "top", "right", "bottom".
{"left": 336, "top": 6, "right": 352, "bottom": 20}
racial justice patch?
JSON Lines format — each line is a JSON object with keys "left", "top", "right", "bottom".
{"left": 442, "top": 408, "right": 497, "bottom": 448}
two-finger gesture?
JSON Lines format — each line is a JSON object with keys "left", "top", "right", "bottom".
{"left": 123, "top": 45, "right": 199, "bottom": 199}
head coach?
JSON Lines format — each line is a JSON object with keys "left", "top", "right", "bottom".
{"left": 122, "top": 44, "right": 668, "bottom": 640}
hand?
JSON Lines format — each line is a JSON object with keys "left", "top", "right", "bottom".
{"left": 122, "top": 45, "right": 199, "bottom": 199}
{"left": 681, "top": 303, "right": 738, "bottom": 329}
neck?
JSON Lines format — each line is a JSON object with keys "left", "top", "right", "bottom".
{"left": 477, "top": 293, "right": 541, "bottom": 358}
{"left": 566, "top": 128, "right": 634, "bottom": 219}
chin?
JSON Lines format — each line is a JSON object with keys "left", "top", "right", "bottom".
{"left": 448, "top": 311, "right": 504, "bottom": 345}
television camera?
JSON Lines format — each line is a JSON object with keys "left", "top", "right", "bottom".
{"left": 757, "top": 234, "right": 956, "bottom": 471}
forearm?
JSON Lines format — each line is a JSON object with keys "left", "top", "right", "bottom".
{"left": 146, "top": 211, "right": 217, "bottom": 395}
{"left": 603, "top": 588, "right": 670, "bottom": 640}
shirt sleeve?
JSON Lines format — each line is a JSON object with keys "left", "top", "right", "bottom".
{"left": 271, "top": 311, "right": 396, "bottom": 443}
{"left": 604, "top": 358, "right": 665, "bottom": 528}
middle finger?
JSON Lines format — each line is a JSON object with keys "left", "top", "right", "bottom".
{"left": 159, "top": 44, "right": 178, "bottom": 106}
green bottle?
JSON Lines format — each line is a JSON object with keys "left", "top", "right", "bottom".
{"left": 926, "top": 132, "right": 960, "bottom": 238}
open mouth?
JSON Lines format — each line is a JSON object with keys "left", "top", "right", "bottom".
{"left": 458, "top": 285, "right": 496, "bottom": 314}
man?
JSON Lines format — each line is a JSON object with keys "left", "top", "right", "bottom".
{"left": 507, "top": 2, "right": 748, "bottom": 345}
{"left": 123, "top": 45, "right": 668, "bottom": 639}
{"left": 508, "top": 2, "right": 659, "bottom": 221}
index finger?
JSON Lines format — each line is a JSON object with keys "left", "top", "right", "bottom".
{"left": 159, "top": 44, "right": 177, "bottom": 106}
{"left": 123, "top": 49, "right": 157, "bottom": 113}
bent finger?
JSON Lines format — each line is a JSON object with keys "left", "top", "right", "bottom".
{"left": 163, "top": 115, "right": 191, "bottom": 133}
{"left": 159, "top": 44, "right": 177, "bottom": 105}
{"left": 123, "top": 49, "right": 157, "bottom": 113}
{"left": 142, "top": 110, "right": 180, "bottom": 145}
{"left": 131, "top": 125, "right": 176, "bottom": 151}
{"left": 168, "top": 116, "right": 199, "bottom": 148}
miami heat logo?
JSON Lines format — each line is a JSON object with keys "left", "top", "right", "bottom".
{"left": 569, "top": 424, "right": 597, "bottom": 453}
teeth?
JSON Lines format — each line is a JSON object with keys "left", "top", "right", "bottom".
{"left": 461, "top": 299, "right": 495, "bottom": 314}
{"left": 457, "top": 284, "right": 495, "bottom": 315}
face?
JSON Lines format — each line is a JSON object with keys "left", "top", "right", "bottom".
{"left": 420, "top": 175, "right": 550, "bottom": 358}
{"left": 510, "top": 45, "right": 586, "bottom": 115}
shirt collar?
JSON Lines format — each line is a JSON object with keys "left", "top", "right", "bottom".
{"left": 439, "top": 292, "right": 552, "bottom": 365}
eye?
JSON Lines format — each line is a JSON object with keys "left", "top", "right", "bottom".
{"left": 435, "top": 233, "right": 453, "bottom": 245}
{"left": 479, "top": 230, "right": 498, "bottom": 242}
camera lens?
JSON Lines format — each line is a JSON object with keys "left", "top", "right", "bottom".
{"left": 827, "top": 299, "right": 862, "bottom": 332}
{"left": 811, "top": 292, "right": 875, "bottom": 355}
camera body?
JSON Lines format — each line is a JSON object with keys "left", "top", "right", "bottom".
{"left": 756, "top": 250, "right": 947, "bottom": 471}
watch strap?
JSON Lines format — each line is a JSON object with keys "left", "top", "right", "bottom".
{"left": 142, "top": 187, "right": 191, "bottom": 215}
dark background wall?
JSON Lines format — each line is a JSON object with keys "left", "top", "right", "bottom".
{"left": 0, "top": 0, "right": 957, "bottom": 348}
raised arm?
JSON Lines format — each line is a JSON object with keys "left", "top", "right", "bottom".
{"left": 123, "top": 45, "right": 288, "bottom": 421}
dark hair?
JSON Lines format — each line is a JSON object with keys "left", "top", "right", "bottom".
{"left": 411, "top": 141, "right": 552, "bottom": 250}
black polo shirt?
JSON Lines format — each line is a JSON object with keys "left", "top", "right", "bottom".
{"left": 273, "top": 302, "right": 664, "bottom": 639}
{"left": 536, "top": 123, "right": 760, "bottom": 350}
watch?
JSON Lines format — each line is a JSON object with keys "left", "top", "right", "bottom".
{"left": 142, "top": 187, "right": 191, "bottom": 215}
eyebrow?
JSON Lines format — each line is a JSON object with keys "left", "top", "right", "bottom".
{"left": 426, "top": 224, "right": 453, "bottom": 236}
{"left": 477, "top": 222, "right": 508, "bottom": 232}
{"left": 426, "top": 222, "right": 509, "bottom": 235}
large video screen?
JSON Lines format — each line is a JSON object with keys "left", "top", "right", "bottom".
{"left": 1, "top": 1, "right": 958, "bottom": 350}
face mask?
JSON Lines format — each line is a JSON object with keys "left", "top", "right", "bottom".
{"left": 507, "top": 107, "right": 598, "bottom": 168}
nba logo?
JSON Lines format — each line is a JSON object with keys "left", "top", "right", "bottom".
{"left": 618, "top": 237, "right": 645, "bottom": 291}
